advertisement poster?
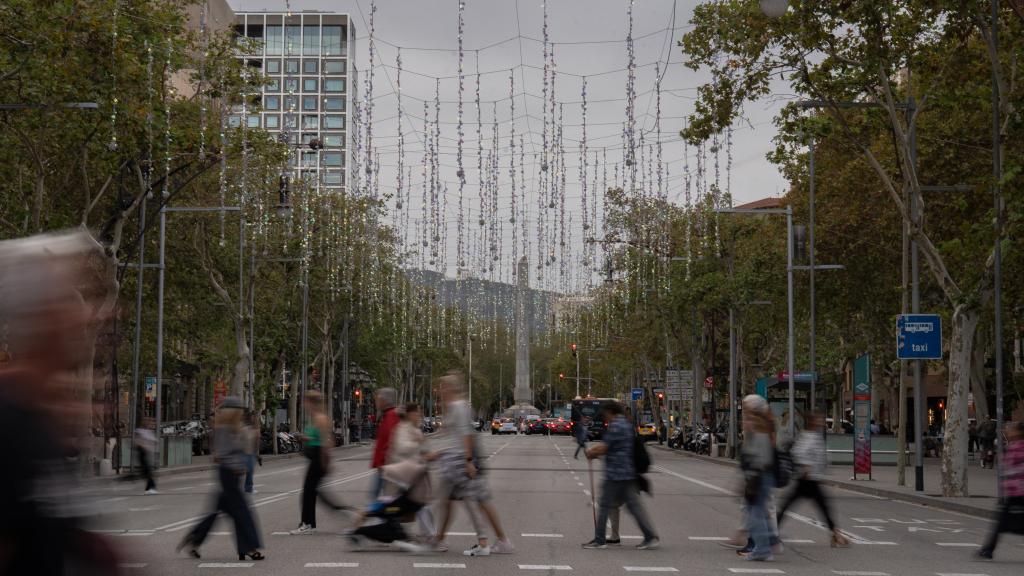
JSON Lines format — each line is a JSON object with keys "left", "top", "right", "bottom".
{"left": 853, "top": 353, "right": 872, "bottom": 478}
{"left": 213, "top": 379, "right": 229, "bottom": 409}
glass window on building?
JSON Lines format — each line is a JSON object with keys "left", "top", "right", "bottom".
{"left": 323, "top": 97, "right": 345, "bottom": 111}
{"left": 303, "top": 78, "right": 317, "bottom": 92}
{"left": 324, "top": 78, "right": 345, "bottom": 93}
{"left": 284, "top": 95, "right": 298, "bottom": 112}
{"left": 265, "top": 114, "right": 280, "bottom": 129}
{"left": 301, "top": 133, "right": 318, "bottom": 146}
{"left": 322, "top": 133, "right": 344, "bottom": 147}
{"left": 285, "top": 25, "right": 301, "bottom": 55}
{"left": 285, "top": 59, "right": 299, "bottom": 74}
{"left": 266, "top": 59, "right": 281, "bottom": 74}
{"left": 288, "top": 154, "right": 298, "bottom": 168}
{"left": 302, "top": 115, "right": 319, "bottom": 130}
{"left": 228, "top": 115, "right": 241, "bottom": 128}
{"left": 322, "top": 115, "right": 344, "bottom": 129}
{"left": 264, "top": 95, "right": 280, "bottom": 110}
{"left": 284, "top": 78, "right": 298, "bottom": 93}
{"left": 302, "top": 96, "right": 317, "bottom": 111}
{"left": 266, "top": 78, "right": 280, "bottom": 92}
{"left": 284, "top": 114, "right": 298, "bottom": 129}
{"left": 323, "top": 170, "right": 343, "bottom": 185}
{"left": 301, "top": 152, "right": 318, "bottom": 168}
{"left": 302, "top": 25, "right": 320, "bottom": 55}
{"left": 322, "top": 26, "right": 344, "bottom": 56}
{"left": 303, "top": 59, "right": 318, "bottom": 74}
{"left": 323, "top": 59, "right": 345, "bottom": 75}
{"left": 323, "top": 152, "right": 343, "bottom": 167}
{"left": 265, "top": 25, "right": 283, "bottom": 55}
{"left": 247, "top": 115, "right": 260, "bottom": 128}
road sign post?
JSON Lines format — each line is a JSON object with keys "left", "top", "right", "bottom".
{"left": 897, "top": 314, "right": 942, "bottom": 360}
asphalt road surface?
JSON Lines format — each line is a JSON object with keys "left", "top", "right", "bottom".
{"left": 85, "top": 434, "right": 1023, "bottom": 575}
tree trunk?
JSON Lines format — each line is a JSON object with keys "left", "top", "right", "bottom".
{"left": 288, "top": 370, "right": 298, "bottom": 433}
{"left": 969, "top": 323, "right": 990, "bottom": 424}
{"left": 941, "top": 304, "right": 981, "bottom": 497}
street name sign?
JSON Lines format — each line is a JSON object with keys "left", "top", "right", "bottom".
{"left": 631, "top": 388, "right": 644, "bottom": 401}
{"left": 897, "top": 314, "right": 942, "bottom": 360}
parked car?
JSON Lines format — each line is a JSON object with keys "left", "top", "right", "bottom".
{"left": 525, "top": 419, "right": 548, "bottom": 435}
{"left": 825, "top": 417, "right": 855, "bottom": 434}
{"left": 547, "top": 418, "right": 573, "bottom": 436}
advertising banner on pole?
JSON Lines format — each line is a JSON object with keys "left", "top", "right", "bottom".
{"left": 853, "top": 353, "right": 872, "bottom": 478}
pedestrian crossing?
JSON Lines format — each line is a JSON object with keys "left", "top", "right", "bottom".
{"left": 115, "top": 562, "right": 998, "bottom": 575}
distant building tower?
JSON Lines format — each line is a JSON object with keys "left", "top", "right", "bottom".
{"left": 514, "top": 256, "right": 533, "bottom": 406}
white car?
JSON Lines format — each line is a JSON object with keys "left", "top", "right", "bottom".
{"left": 498, "top": 419, "right": 517, "bottom": 435}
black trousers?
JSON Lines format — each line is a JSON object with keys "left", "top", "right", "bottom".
{"left": 188, "top": 466, "right": 261, "bottom": 555}
{"left": 137, "top": 446, "right": 156, "bottom": 491}
{"left": 301, "top": 447, "right": 343, "bottom": 527}
{"left": 982, "top": 496, "right": 1023, "bottom": 553}
{"left": 777, "top": 477, "right": 836, "bottom": 531}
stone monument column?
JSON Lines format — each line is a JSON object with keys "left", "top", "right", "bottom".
{"left": 514, "top": 256, "right": 532, "bottom": 406}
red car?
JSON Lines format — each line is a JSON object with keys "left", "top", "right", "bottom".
{"left": 547, "top": 418, "right": 573, "bottom": 436}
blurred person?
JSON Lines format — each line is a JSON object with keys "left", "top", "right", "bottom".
{"left": 431, "top": 371, "right": 514, "bottom": 556}
{"left": 136, "top": 425, "right": 158, "bottom": 494}
{"left": 388, "top": 403, "right": 436, "bottom": 541}
{"left": 291, "top": 391, "right": 347, "bottom": 535}
{"left": 582, "top": 401, "right": 659, "bottom": 551}
{"left": 737, "top": 394, "right": 776, "bottom": 561}
{"left": 776, "top": 412, "right": 849, "bottom": 547}
{"left": 243, "top": 410, "right": 261, "bottom": 495}
{"left": 976, "top": 420, "right": 1024, "bottom": 560}
{"left": 371, "top": 388, "right": 400, "bottom": 497}
{"left": 0, "top": 231, "right": 127, "bottom": 575}
{"left": 178, "top": 396, "right": 264, "bottom": 561}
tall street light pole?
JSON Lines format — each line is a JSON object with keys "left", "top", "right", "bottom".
{"left": 990, "top": 0, "right": 1005, "bottom": 501}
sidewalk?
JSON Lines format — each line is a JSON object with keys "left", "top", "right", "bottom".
{"left": 650, "top": 443, "right": 1000, "bottom": 519}
{"left": 81, "top": 442, "right": 369, "bottom": 486}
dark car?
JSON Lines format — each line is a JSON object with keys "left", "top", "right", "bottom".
{"left": 547, "top": 418, "right": 573, "bottom": 435}
{"left": 525, "top": 419, "right": 548, "bottom": 435}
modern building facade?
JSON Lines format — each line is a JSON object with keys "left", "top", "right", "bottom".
{"left": 232, "top": 10, "right": 355, "bottom": 193}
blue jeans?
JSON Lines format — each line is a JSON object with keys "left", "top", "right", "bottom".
{"left": 745, "top": 472, "right": 776, "bottom": 558}
{"left": 244, "top": 454, "right": 255, "bottom": 493}
{"left": 369, "top": 469, "right": 384, "bottom": 501}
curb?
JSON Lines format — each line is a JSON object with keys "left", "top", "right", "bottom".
{"left": 649, "top": 444, "right": 996, "bottom": 520}
{"left": 84, "top": 443, "right": 369, "bottom": 485}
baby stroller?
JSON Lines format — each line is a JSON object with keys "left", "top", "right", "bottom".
{"left": 349, "top": 458, "right": 435, "bottom": 550}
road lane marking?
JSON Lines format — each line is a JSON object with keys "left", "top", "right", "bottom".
{"left": 118, "top": 564, "right": 148, "bottom": 569}
{"left": 414, "top": 563, "right": 466, "bottom": 569}
{"left": 519, "top": 565, "right": 572, "bottom": 571}
{"left": 727, "top": 569, "right": 785, "bottom": 574}
{"left": 98, "top": 497, "right": 129, "bottom": 503}
{"left": 936, "top": 574, "right": 990, "bottom": 576}
{"left": 623, "top": 568, "right": 678, "bottom": 572}
{"left": 198, "top": 563, "right": 254, "bottom": 568}
{"left": 446, "top": 532, "right": 478, "bottom": 536}
{"left": 305, "top": 563, "right": 359, "bottom": 568}
{"left": 935, "top": 543, "right": 980, "bottom": 547}
{"left": 781, "top": 539, "right": 814, "bottom": 544}
{"left": 521, "top": 533, "right": 563, "bottom": 538}
{"left": 114, "top": 532, "right": 153, "bottom": 537}
{"left": 653, "top": 466, "right": 732, "bottom": 495}
{"left": 832, "top": 572, "right": 890, "bottom": 576}
{"left": 688, "top": 536, "right": 729, "bottom": 541}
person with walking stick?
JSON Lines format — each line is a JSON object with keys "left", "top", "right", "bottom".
{"left": 581, "top": 401, "right": 659, "bottom": 550}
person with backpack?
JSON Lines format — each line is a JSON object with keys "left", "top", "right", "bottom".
{"left": 776, "top": 412, "right": 849, "bottom": 547}
{"left": 582, "top": 401, "right": 659, "bottom": 550}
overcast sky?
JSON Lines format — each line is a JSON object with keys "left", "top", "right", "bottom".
{"left": 229, "top": 0, "right": 791, "bottom": 292}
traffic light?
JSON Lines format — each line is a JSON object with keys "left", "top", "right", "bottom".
{"left": 570, "top": 343, "right": 578, "bottom": 357}
{"left": 657, "top": 392, "right": 664, "bottom": 401}
{"left": 559, "top": 372, "right": 565, "bottom": 381}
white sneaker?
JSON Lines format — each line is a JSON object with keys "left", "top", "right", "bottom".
{"left": 394, "top": 540, "right": 430, "bottom": 554}
{"left": 144, "top": 489, "right": 158, "bottom": 495}
{"left": 491, "top": 538, "right": 514, "bottom": 554}
{"left": 463, "top": 544, "right": 490, "bottom": 556}
{"left": 290, "top": 523, "right": 316, "bottom": 535}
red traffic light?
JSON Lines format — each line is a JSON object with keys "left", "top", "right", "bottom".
{"left": 559, "top": 372, "right": 565, "bottom": 380}
{"left": 354, "top": 389, "right": 361, "bottom": 397}
{"left": 571, "top": 343, "right": 578, "bottom": 357}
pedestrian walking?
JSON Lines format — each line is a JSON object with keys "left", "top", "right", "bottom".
{"left": 291, "top": 391, "right": 347, "bottom": 535}
{"left": 776, "top": 412, "right": 849, "bottom": 547}
{"left": 243, "top": 410, "right": 260, "bottom": 494}
{"left": 371, "top": 388, "right": 400, "bottom": 498}
{"left": 136, "top": 426, "right": 158, "bottom": 494}
{"left": 178, "top": 396, "right": 264, "bottom": 561}
{"left": 432, "top": 370, "right": 514, "bottom": 556}
{"left": 976, "top": 420, "right": 1024, "bottom": 560}
{"left": 582, "top": 400, "right": 660, "bottom": 551}
{"left": 736, "top": 394, "right": 776, "bottom": 561}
